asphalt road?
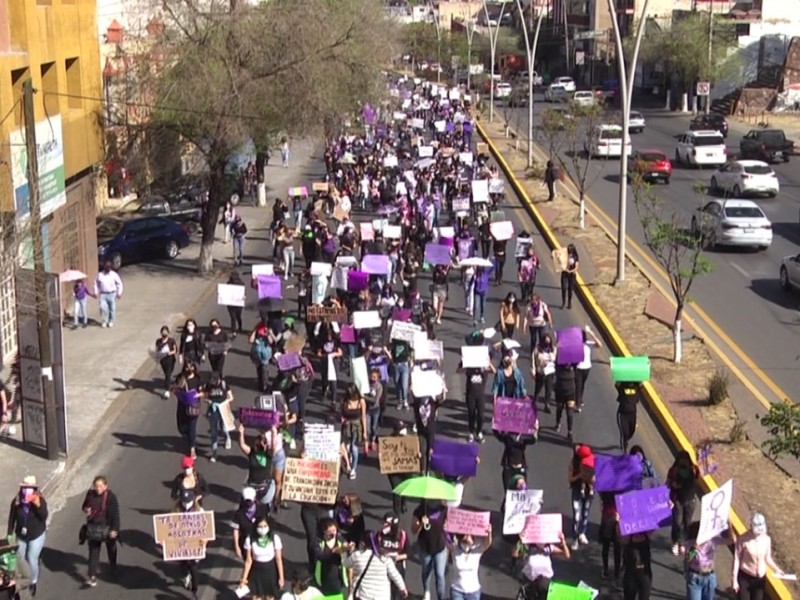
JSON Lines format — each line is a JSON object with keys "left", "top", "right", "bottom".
{"left": 32, "top": 156, "right": 692, "bottom": 600}
{"left": 505, "top": 95, "right": 800, "bottom": 401}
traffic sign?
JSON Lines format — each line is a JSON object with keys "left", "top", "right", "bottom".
{"left": 696, "top": 81, "right": 711, "bottom": 96}
{"left": 574, "top": 30, "right": 605, "bottom": 41}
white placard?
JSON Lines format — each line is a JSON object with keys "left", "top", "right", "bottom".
{"left": 461, "top": 346, "right": 490, "bottom": 369}
{"left": 351, "top": 356, "right": 370, "bottom": 395}
{"left": 449, "top": 88, "right": 461, "bottom": 101}
{"left": 437, "top": 226, "right": 455, "bottom": 239}
{"left": 384, "top": 155, "right": 398, "bottom": 168}
{"left": 464, "top": 94, "right": 472, "bottom": 103}
{"left": 353, "top": 310, "right": 382, "bottom": 330}
{"left": 251, "top": 264, "right": 274, "bottom": 277}
{"left": 438, "top": 88, "right": 448, "bottom": 99}
{"left": 413, "top": 332, "right": 443, "bottom": 362}
{"left": 331, "top": 266, "right": 348, "bottom": 291}
{"left": 697, "top": 479, "right": 733, "bottom": 545}
{"left": 471, "top": 180, "right": 490, "bottom": 203}
{"left": 417, "top": 158, "right": 435, "bottom": 170}
{"left": 411, "top": 118, "right": 425, "bottom": 129}
{"left": 336, "top": 256, "right": 359, "bottom": 268}
{"left": 393, "top": 111, "right": 407, "bottom": 121}
{"left": 434, "top": 120, "right": 446, "bottom": 133}
{"left": 396, "top": 182, "right": 408, "bottom": 197}
{"left": 411, "top": 369, "right": 445, "bottom": 397}
{"left": 515, "top": 237, "right": 533, "bottom": 258}
{"left": 217, "top": 283, "right": 245, "bottom": 307}
{"left": 384, "top": 225, "right": 402, "bottom": 239}
{"left": 489, "top": 178, "right": 505, "bottom": 194}
{"left": 391, "top": 320, "right": 421, "bottom": 342}
{"left": 372, "top": 219, "right": 388, "bottom": 233}
{"left": 310, "top": 262, "right": 333, "bottom": 277}
{"left": 418, "top": 146, "right": 434, "bottom": 158}
{"left": 503, "top": 489, "right": 544, "bottom": 534}
{"left": 402, "top": 99, "right": 412, "bottom": 110}
{"left": 459, "top": 152, "right": 474, "bottom": 166}
{"left": 303, "top": 423, "right": 341, "bottom": 462}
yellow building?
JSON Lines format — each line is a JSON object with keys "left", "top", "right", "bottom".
{"left": 0, "top": 0, "right": 104, "bottom": 364}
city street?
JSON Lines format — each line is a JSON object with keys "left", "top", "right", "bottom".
{"left": 29, "top": 154, "right": 698, "bottom": 600}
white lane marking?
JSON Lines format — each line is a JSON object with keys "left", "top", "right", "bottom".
{"left": 730, "top": 262, "right": 749, "bottom": 278}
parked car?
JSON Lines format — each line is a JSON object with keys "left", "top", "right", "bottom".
{"left": 709, "top": 160, "right": 779, "bottom": 198}
{"left": 97, "top": 215, "right": 192, "bottom": 270}
{"left": 739, "top": 129, "right": 794, "bottom": 163}
{"left": 689, "top": 113, "right": 729, "bottom": 137}
{"left": 132, "top": 197, "right": 203, "bottom": 233}
{"left": 552, "top": 76, "right": 576, "bottom": 93}
{"left": 508, "top": 87, "right": 528, "bottom": 107}
{"left": 544, "top": 84, "right": 567, "bottom": 102}
{"left": 627, "top": 150, "right": 672, "bottom": 184}
{"left": 690, "top": 198, "right": 772, "bottom": 250}
{"left": 779, "top": 253, "right": 800, "bottom": 290}
{"left": 585, "top": 124, "right": 631, "bottom": 159}
{"left": 675, "top": 130, "right": 727, "bottom": 167}
{"left": 628, "top": 111, "right": 646, "bottom": 133}
{"left": 495, "top": 82, "right": 513, "bottom": 99}
{"left": 572, "top": 90, "right": 596, "bottom": 107}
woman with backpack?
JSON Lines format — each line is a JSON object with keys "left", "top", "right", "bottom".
{"left": 249, "top": 320, "right": 275, "bottom": 393}
{"left": 173, "top": 361, "right": 203, "bottom": 457}
{"left": 80, "top": 475, "right": 121, "bottom": 588}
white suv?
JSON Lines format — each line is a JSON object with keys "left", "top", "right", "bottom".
{"left": 552, "top": 76, "right": 576, "bottom": 92}
{"left": 675, "top": 130, "right": 727, "bottom": 167}
{"left": 585, "top": 124, "right": 632, "bottom": 159}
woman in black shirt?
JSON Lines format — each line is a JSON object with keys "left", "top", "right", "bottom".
{"left": 236, "top": 424, "right": 275, "bottom": 507}
{"left": 622, "top": 532, "right": 652, "bottom": 600}
{"left": 492, "top": 238, "right": 508, "bottom": 285}
{"left": 412, "top": 500, "right": 448, "bottom": 600}
{"left": 204, "top": 319, "right": 229, "bottom": 375}
{"left": 80, "top": 475, "right": 121, "bottom": 586}
{"left": 7, "top": 477, "right": 48, "bottom": 596}
{"left": 560, "top": 244, "right": 580, "bottom": 310}
{"left": 179, "top": 318, "right": 204, "bottom": 365}
{"left": 231, "top": 487, "right": 263, "bottom": 562}
{"left": 173, "top": 361, "right": 203, "bottom": 457}
{"left": 155, "top": 326, "right": 177, "bottom": 398}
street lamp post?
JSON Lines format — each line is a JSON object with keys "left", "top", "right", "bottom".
{"left": 427, "top": 0, "right": 443, "bottom": 84}
{"left": 516, "top": 0, "right": 544, "bottom": 169}
{"left": 483, "top": 0, "right": 507, "bottom": 123}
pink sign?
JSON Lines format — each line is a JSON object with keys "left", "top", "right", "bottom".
{"left": 555, "top": 326, "right": 583, "bottom": 365}
{"left": 492, "top": 397, "right": 537, "bottom": 435}
{"left": 362, "top": 255, "right": 391, "bottom": 275}
{"left": 490, "top": 221, "right": 514, "bottom": 241}
{"left": 340, "top": 324, "right": 356, "bottom": 343}
{"left": 520, "top": 513, "right": 563, "bottom": 544}
{"left": 347, "top": 270, "right": 369, "bottom": 292}
{"left": 360, "top": 223, "right": 375, "bottom": 241}
{"left": 257, "top": 275, "right": 282, "bottom": 299}
{"left": 445, "top": 508, "right": 491, "bottom": 537}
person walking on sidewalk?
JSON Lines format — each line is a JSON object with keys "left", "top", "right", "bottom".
{"left": 80, "top": 475, "right": 121, "bottom": 588}
{"left": 155, "top": 326, "right": 178, "bottom": 398}
{"left": 222, "top": 201, "right": 237, "bottom": 244}
{"left": 7, "top": 475, "right": 48, "bottom": 597}
{"left": 280, "top": 137, "right": 290, "bottom": 168}
{"left": 232, "top": 216, "right": 248, "bottom": 266}
{"left": 226, "top": 271, "right": 246, "bottom": 337}
{"left": 72, "top": 278, "right": 94, "bottom": 328}
{"left": 544, "top": 160, "right": 558, "bottom": 202}
{"left": 94, "top": 262, "right": 123, "bottom": 328}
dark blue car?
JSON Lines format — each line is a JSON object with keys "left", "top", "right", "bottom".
{"left": 97, "top": 215, "right": 191, "bottom": 269}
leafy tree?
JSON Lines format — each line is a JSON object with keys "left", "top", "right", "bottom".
{"left": 632, "top": 180, "right": 714, "bottom": 363}
{"left": 760, "top": 401, "right": 800, "bottom": 461}
{"left": 401, "top": 22, "right": 443, "bottom": 68}
{"left": 152, "top": 0, "right": 393, "bottom": 273}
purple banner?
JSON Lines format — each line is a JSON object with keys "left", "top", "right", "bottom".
{"left": 431, "top": 438, "right": 479, "bottom": 477}
{"left": 177, "top": 389, "right": 199, "bottom": 406}
{"left": 616, "top": 485, "right": 672, "bottom": 535}
{"left": 594, "top": 454, "right": 643, "bottom": 492}
{"left": 440, "top": 237, "right": 454, "bottom": 248}
{"left": 392, "top": 309, "right": 412, "bottom": 322}
{"left": 340, "top": 324, "right": 356, "bottom": 343}
{"left": 424, "top": 243, "right": 452, "bottom": 266}
{"left": 276, "top": 352, "right": 302, "bottom": 372}
{"left": 492, "top": 397, "right": 537, "bottom": 435}
{"left": 347, "top": 270, "right": 369, "bottom": 292}
{"left": 239, "top": 407, "right": 280, "bottom": 429}
{"left": 556, "top": 326, "right": 583, "bottom": 365}
{"left": 457, "top": 238, "right": 474, "bottom": 260}
{"left": 361, "top": 255, "right": 391, "bottom": 275}
{"left": 257, "top": 275, "right": 282, "bottom": 299}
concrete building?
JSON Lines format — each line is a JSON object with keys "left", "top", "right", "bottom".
{"left": 0, "top": 0, "right": 104, "bottom": 366}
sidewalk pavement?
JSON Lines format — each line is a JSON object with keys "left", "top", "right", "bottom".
{"left": 0, "top": 140, "right": 319, "bottom": 506}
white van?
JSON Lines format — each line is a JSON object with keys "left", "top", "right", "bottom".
{"left": 585, "top": 124, "right": 632, "bottom": 158}
{"left": 675, "top": 130, "right": 727, "bottom": 167}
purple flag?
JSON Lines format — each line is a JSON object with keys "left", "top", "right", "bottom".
{"left": 457, "top": 238, "right": 474, "bottom": 260}
{"left": 424, "top": 243, "right": 452, "bottom": 266}
{"left": 616, "top": 486, "right": 672, "bottom": 535}
{"left": 492, "top": 397, "right": 537, "bottom": 435}
{"left": 555, "top": 326, "right": 583, "bottom": 365}
{"left": 431, "top": 438, "right": 479, "bottom": 477}
{"left": 392, "top": 309, "right": 412, "bottom": 322}
{"left": 348, "top": 270, "right": 369, "bottom": 292}
{"left": 239, "top": 407, "right": 281, "bottom": 429}
{"left": 276, "top": 352, "right": 302, "bottom": 372}
{"left": 594, "top": 454, "right": 644, "bottom": 492}
{"left": 361, "top": 255, "right": 391, "bottom": 275}
{"left": 257, "top": 275, "right": 282, "bottom": 299}
{"left": 340, "top": 324, "right": 356, "bottom": 343}
{"left": 177, "top": 389, "right": 199, "bottom": 406}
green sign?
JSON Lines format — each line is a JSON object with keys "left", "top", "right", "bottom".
{"left": 610, "top": 355, "right": 651, "bottom": 383}
{"left": 547, "top": 581, "right": 593, "bottom": 600}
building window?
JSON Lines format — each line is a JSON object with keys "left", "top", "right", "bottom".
{"left": 10, "top": 68, "right": 29, "bottom": 127}
{"left": 0, "top": 215, "right": 18, "bottom": 363}
{"left": 60, "top": 204, "right": 80, "bottom": 270}
{"left": 40, "top": 62, "right": 59, "bottom": 116}
{"left": 65, "top": 58, "right": 82, "bottom": 109}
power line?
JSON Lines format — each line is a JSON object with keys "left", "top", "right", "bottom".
{"left": 0, "top": 99, "right": 22, "bottom": 130}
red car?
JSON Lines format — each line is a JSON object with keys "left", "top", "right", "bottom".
{"left": 627, "top": 150, "right": 672, "bottom": 184}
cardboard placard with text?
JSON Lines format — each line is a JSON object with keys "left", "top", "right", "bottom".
{"left": 379, "top": 435, "right": 422, "bottom": 475}
{"left": 282, "top": 458, "right": 340, "bottom": 504}
{"left": 153, "top": 511, "right": 215, "bottom": 562}
{"left": 306, "top": 305, "right": 348, "bottom": 323}
{"left": 445, "top": 508, "right": 491, "bottom": 537}
{"left": 520, "top": 513, "right": 563, "bottom": 545}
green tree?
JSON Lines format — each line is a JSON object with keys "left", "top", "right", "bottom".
{"left": 401, "top": 22, "right": 443, "bottom": 68}
{"left": 632, "top": 181, "right": 714, "bottom": 363}
{"left": 760, "top": 401, "right": 800, "bottom": 461}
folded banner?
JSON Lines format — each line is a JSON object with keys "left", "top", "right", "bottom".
{"left": 361, "top": 255, "right": 391, "bottom": 275}
{"left": 256, "top": 275, "right": 282, "bottom": 299}
{"left": 492, "top": 397, "right": 538, "bottom": 435}
{"left": 615, "top": 485, "right": 672, "bottom": 536}
{"left": 594, "top": 454, "right": 644, "bottom": 492}
{"left": 489, "top": 221, "right": 514, "bottom": 241}
{"left": 424, "top": 243, "right": 452, "bottom": 266}
{"left": 431, "top": 438, "right": 479, "bottom": 477}
{"left": 555, "top": 326, "right": 584, "bottom": 365}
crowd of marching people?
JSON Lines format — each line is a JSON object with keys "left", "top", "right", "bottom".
{"left": 3, "top": 76, "right": 787, "bottom": 600}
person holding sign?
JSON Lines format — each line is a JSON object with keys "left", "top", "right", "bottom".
{"left": 240, "top": 516, "right": 285, "bottom": 600}
{"left": 236, "top": 425, "right": 276, "bottom": 508}
{"left": 492, "top": 354, "right": 526, "bottom": 400}
{"left": 170, "top": 489, "right": 206, "bottom": 597}
{"left": 457, "top": 334, "right": 496, "bottom": 443}
{"left": 532, "top": 333, "right": 557, "bottom": 414}
{"left": 683, "top": 520, "right": 734, "bottom": 600}
{"left": 412, "top": 501, "right": 448, "bottom": 600}
{"left": 171, "top": 455, "right": 209, "bottom": 507}
{"left": 512, "top": 530, "right": 570, "bottom": 600}
{"left": 733, "top": 513, "right": 786, "bottom": 600}
{"left": 446, "top": 524, "right": 493, "bottom": 600}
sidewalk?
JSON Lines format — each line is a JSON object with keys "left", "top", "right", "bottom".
{"left": 0, "top": 140, "right": 319, "bottom": 505}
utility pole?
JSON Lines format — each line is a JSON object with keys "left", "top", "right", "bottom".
{"left": 483, "top": 0, "right": 507, "bottom": 123}
{"left": 22, "top": 80, "right": 60, "bottom": 460}
{"left": 516, "top": 0, "right": 544, "bottom": 168}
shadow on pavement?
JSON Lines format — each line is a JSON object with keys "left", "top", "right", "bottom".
{"left": 749, "top": 278, "right": 799, "bottom": 311}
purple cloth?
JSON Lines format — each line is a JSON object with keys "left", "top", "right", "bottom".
{"left": 555, "top": 326, "right": 583, "bottom": 365}
{"left": 440, "top": 237, "right": 454, "bottom": 248}
{"left": 348, "top": 270, "right": 369, "bottom": 292}
{"left": 445, "top": 122, "right": 455, "bottom": 133}
{"left": 392, "top": 309, "right": 412, "bottom": 322}
{"left": 475, "top": 268, "right": 492, "bottom": 294}
{"left": 594, "top": 454, "right": 644, "bottom": 492}
{"left": 424, "top": 243, "right": 452, "bottom": 266}
{"left": 431, "top": 438, "right": 479, "bottom": 477}
{"left": 177, "top": 389, "right": 199, "bottom": 406}
{"left": 257, "top": 275, "right": 282, "bottom": 299}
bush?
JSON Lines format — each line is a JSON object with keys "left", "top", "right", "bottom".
{"left": 707, "top": 369, "right": 730, "bottom": 406}
{"left": 729, "top": 419, "right": 747, "bottom": 445}
{"left": 760, "top": 401, "right": 800, "bottom": 460}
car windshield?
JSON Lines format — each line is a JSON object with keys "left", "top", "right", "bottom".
{"left": 97, "top": 219, "right": 125, "bottom": 237}
{"left": 640, "top": 153, "right": 665, "bottom": 162}
{"left": 744, "top": 165, "right": 773, "bottom": 175}
{"left": 600, "top": 129, "right": 622, "bottom": 140}
{"left": 630, "top": 112, "right": 643, "bottom": 120}
{"left": 724, "top": 206, "right": 764, "bottom": 219}
{"left": 694, "top": 136, "right": 724, "bottom": 146}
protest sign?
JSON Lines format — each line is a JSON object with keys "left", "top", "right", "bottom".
{"left": 360, "top": 222, "right": 375, "bottom": 241}
{"left": 256, "top": 275, "right": 282, "bottom": 299}
{"left": 361, "top": 255, "right": 391, "bottom": 275}
{"left": 351, "top": 356, "right": 370, "bottom": 394}
{"left": 347, "top": 271, "right": 369, "bottom": 292}
{"left": 459, "top": 152, "right": 474, "bottom": 166}
{"left": 449, "top": 88, "right": 461, "bottom": 100}
{"left": 310, "top": 262, "right": 333, "bottom": 277}
{"left": 379, "top": 435, "right": 421, "bottom": 475}
{"left": 445, "top": 508, "right": 491, "bottom": 537}
{"left": 697, "top": 479, "right": 733, "bottom": 544}
{"left": 276, "top": 352, "right": 302, "bottom": 372}
{"left": 392, "top": 111, "right": 406, "bottom": 121}
{"left": 615, "top": 486, "right": 672, "bottom": 535}
{"left": 492, "top": 397, "right": 538, "bottom": 435}
{"left": 218, "top": 401, "right": 236, "bottom": 432}
{"left": 411, "top": 117, "right": 425, "bottom": 129}
{"left": 251, "top": 264, "right": 274, "bottom": 277}
{"left": 552, "top": 247, "right": 568, "bottom": 271}
{"left": 417, "top": 158, "right": 435, "bottom": 170}
{"left": 391, "top": 320, "right": 421, "bottom": 343}
{"left": 547, "top": 581, "right": 594, "bottom": 600}
{"left": 153, "top": 511, "right": 215, "bottom": 562}
{"left": 431, "top": 438, "right": 479, "bottom": 477}
{"left": 411, "top": 369, "right": 445, "bottom": 397}
{"left": 424, "top": 243, "right": 452, "bottom": 266}
{"left": 217, "top": 283, "right": 245, "bottom": 307}
{"left": 418, "top": 145, "right": 434, "bottom": 158}
{"left": 610, "top": 356, "right": 651, "bottom": 383}
{"left": 303, "top": 424, "right": 341, "bottom": 462}
{"left": 340, "top": 324, "right": 356, "bottom": 344}
{"left": 283, "top": 458, "right": 340, "bottom": 504}
{"left": 520, "top": 513, "right": 563, "bottom": 544}
{"left": 503, "top": 489, "right": 544, "bottom": 534}
{"left": 471, "top": 179, "right": 490, "bottom": 203}
{"left": 490, "top": 221, "right": 514, "bottom": 241}
{"left": 372, "top": 218, "right": 388, "bottom": 233}
{"left": 288, "top": 186, "right": 308, "bottom": 197}
{"left": 594, "top": 454, "right": 643, "bottom": 492}
{"left": 434, "top": 120, "right": 446, "bottom": 133}
{"left": 353, "top": 310, "right": 381, "bottom": 330}
{"left": 461, "top": 346, "right": 489, "bottom": 369}
{"left": 239, "top": 407, "right": 280, "bottom": 429}
{"left": 515, "top": 237, "right": 533, "bottom": 259}
{"left": 413, "top": 332, "right": 443, "bottom": 362}
{"left": 384, "top": 225, "right": 402, "bottom": 239}
{"left": 477, "top": 142, "right": 489, "bottom": 155}
{"left": 312, "top": 182, "right": 328, "bottom": 193}
{"left": 306, "top": 305, "right": 348, "bottom": 323}
{"left": 452, "top": 197, "right": 470, "bottom": 212}
{"left": 489, "top": 178, "right": 505, "bottom": 195}
{"left": 336, "top": 256, "right": 359, "bottom": 268}
{"left": 697, "top": 443, "right": 718, "bottom": 476}
{"left": 555, "top": 326, "right": 584, "bottom": 365}
{"left": 577, "top": 581, "right": 599, "bottom": 600}
{"left": 438, "top": 226, "right": 455, "bottom": 240}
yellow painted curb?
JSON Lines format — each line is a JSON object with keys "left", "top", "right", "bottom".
{"left": 476, "top": 120, "right": 793, "bottom": 600}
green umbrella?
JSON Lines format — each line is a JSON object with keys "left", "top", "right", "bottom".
{"left": 393, "top": 475, "right": 457, "bottom": 501}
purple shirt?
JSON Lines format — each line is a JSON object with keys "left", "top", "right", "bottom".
{"left": 74, "top": 282, "right": 89, "bottom": 300}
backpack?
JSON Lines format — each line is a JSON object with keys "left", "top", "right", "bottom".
{"left": 250, "top": 337, "right": 272, "bottom": 365}
{"left": 235, "top": 221, "right": 248, "bottom": 236}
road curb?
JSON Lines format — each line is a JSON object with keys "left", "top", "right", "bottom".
{"left": 476, "top": 120, "right": 793, "bottom": 600}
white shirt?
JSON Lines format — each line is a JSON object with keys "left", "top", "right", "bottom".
{"left": 451, "top": 547, "right": 483, "bottom": 593}
{"left": 244, "top": 533, "right": 283, "bottom": 563}
{"left": 522, "top": 547, "right": 554, "bottom": 581}
{"left": 94, "top": 270, "right": 123, "bottom": 296}
{"left": 577, "top": 341, "right": 596, "bottom": 370}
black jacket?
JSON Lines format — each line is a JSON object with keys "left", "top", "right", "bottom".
{"left": 7, "top": 496, "right": 48, "bottom": 541}
{"left": 81, "top": 489, "right": 121, "bottom": 531}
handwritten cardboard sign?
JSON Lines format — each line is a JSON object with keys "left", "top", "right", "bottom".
{"left": 615, "top": 485, "right": 672, "bottom": 535}
{"left": 445, "top": 508, "right": 491, "bottom": 537}
{"left": 452, "top": 197, "right": 470, "bottom": 212}
{"left": 378, "top": 435, "right": 421, "bottom": 475}
{"left": 303, "top": 423, "right": 341, "bottom": 462}
{"left": 594, "top": 454, "right": 643, "bottom": 492}
{"left": 503, "top": 489, "right": 544, "bottom": 534}
{"left": 306, "top": 305, "right": 348, "bottom": 323}
{"left": 391, "top": 320, "right": 421, "bottom": 343}
{"left": 492, "top": 397, "right": 537, "bottom": 435}
{"left": 217, "top": 283, "right": 245, "bottom": 307}
{"left": 431, "top": 438, "right": 479, "bottom": 477}
{"left": 520, "top": 513, "right": 563, "bottom": 544}
{"left": 697, "top": 479, "right": 733, "bottom": 544}
{"left": 218, "top": 401, "right": 236, "bottom": 432}
{"left": 239, "top": 407, "right": 280, "bottom": 429}
{"left": 153, "top": 511, "right": 215, "bottom": 562}
{"left": 282, "top": 457, "right": 340, "bottom": 504}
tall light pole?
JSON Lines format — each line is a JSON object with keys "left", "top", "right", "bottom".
{"left": 483, "top": 0, "right": 507, "bottom": 123}
{"left": 608, "top": 0, "right": 650, "bottom": 283}
{"left": 462, "top": 5, "right": 477, "bottom": 90}
{"left": 706, "top": 2, "right": 714, "bottom": 114}
{"left": 516, "top": 0, "right": 544, "bottom": 168}
{"left": 427, "top": 0, "right": 443, "bottom": 84}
